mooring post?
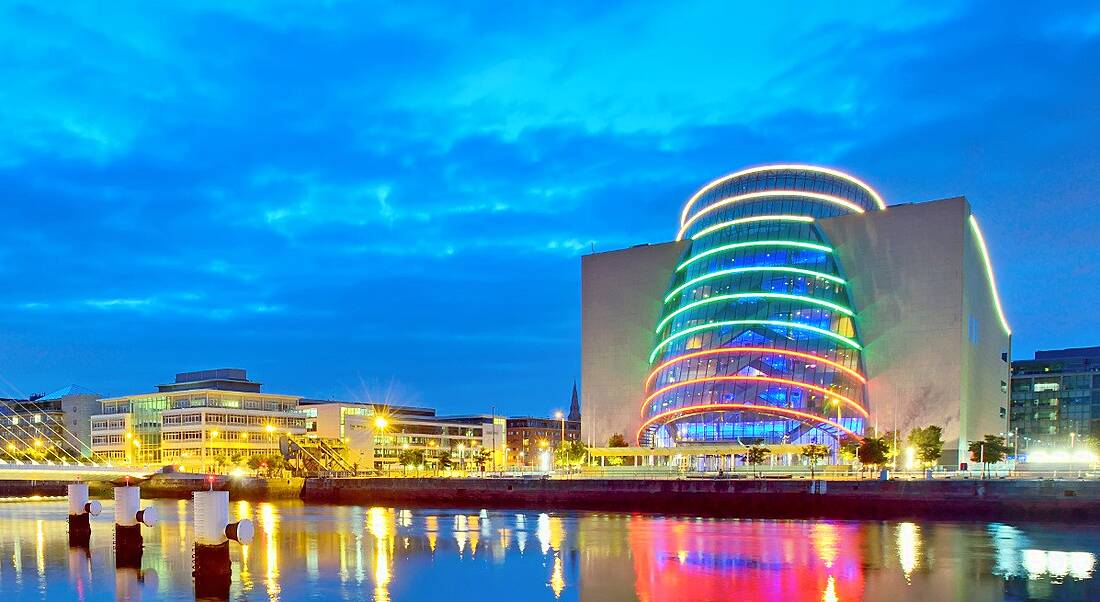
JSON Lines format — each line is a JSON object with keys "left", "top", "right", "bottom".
{"left": 67, "top": 482, "right": 101, "bottom": 546}
{"left": 114, "top": 484, "right": 158, "bottom": 565}
{"left": 193, "top": 489, "right": 254, "bottom": 598}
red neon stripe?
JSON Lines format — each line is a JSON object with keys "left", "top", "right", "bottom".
{"left": 635, "top": 403, "right": 863, "bottom": 445}
{"left": 644, "top": 347, "right": 866, "bottom": 390}
{"left": 640, "top": 376, "right": 868, "bottom": 418}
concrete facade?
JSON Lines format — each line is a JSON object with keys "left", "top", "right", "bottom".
{"left": 818, "top": 197, "right": 1010, "bottom": 464}
{"left": 581, "top": 241, "right": 688, "bottom": 448}
{"left": 581, "top": 196, "right": 1010, "bottom": 465}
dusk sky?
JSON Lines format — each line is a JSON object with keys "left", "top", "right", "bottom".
{"left": 1, "top": 1, "right": 1098, "bottom": 415}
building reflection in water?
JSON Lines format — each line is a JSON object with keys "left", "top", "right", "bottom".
{"left": 2, "top": 500, "right": 1100, "bottom": 600}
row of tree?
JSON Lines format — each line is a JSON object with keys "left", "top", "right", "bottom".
{"left": 209, "top": 453, "right": 289, "bottom": 476}
{"left": 395, "top": 448, "right": 495, "bottom": 472}
{"left": 603, "top": 425, "right": 952, "bottom": 474}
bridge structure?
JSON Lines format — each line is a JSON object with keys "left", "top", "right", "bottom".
{"left": 0, "top": 386, "right": 156, "bottom": 481}
{"left": 0, "top": 460, "right": 155, "bottom": 481}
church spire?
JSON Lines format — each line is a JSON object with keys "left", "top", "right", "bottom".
{"left": 567, "top": 380, "right": 581, "bottom": 421}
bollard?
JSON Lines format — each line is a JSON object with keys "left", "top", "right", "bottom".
{"left": 67, "top": 483, "right": 102, "bottom": 545}
{"left": 114, "top": 486, "right": 157, "bottom": 551}
{"left": 193, "top": 490, "right": 253, "bottom": 598}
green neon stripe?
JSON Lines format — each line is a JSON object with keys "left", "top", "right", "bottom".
{"left": 689, "top": 214, "right": 814, "bottom": 241}
{"left": 649, "top": 320, "right": 862, "bottom": 363}
{"left": 655, "top": 293, "right": 853, "bottom": 333}
{"left": 664, "top": 267, "right": 845, "bottom": 303}
{"left": 678, "top": 240, "right": 831, "bottom": 272}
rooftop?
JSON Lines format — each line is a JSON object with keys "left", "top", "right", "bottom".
{"left": 1033, "top": 346, "right": 1100, "bottom": 360}
{"left": 38, "top": 384, "right": 100, "bottom": 400}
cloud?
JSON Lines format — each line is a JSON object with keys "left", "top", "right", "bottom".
{"left": 0, "top": 0, "right": 1096, "bottom": 412}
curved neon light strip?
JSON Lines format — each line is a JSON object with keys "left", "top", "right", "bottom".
{"left": 690, "top": 214, "right": 814, "bottom": 241}
{"left": 664, "top": 267, "right": 845, "bottom": 303}
{"left": 649, "top": 320, "right": 862, "bottom": 363}
{"left": 679, "top": 164, "right": 887, "bottom": 225}
{"left": 644, "top": 347, "right": 866, "bottom": 389}
{"left": 968, "top": 215, "right": 1011, "bottom": 335}
{"left": 641, "top": 375, "right": 868, "bottom": 418}
{"left": 655, "top": 293, "right": 853, "bottom": 333}
{"left": 678, "top": 191, "right": 866, "bottom": 240}
{"left": 678, "top": 240, "right": 831, "bottom": 271}
{"left": 636, "top": 403, "right": 863, "bottom": 445}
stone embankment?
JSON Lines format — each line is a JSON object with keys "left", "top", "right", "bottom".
{"left": 301, "top": 477, "right": 1100, "bottom": 521}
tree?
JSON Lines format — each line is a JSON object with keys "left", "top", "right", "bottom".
{"left": 215, "top": 455, "right": 228, "bottom": 473}
{"left": 438, "top": 452, "right": 454, "bottom": 472}
{"left": 475, "top": 449, "right": 492, "bottom": 471}
{"left": 880, "top": 430, "right": 901, "bottom": 468}
{"left": 607, "top": 433, "right": 630, "bottom": 466}
{"left": 744, "top": 445, "right": 770, "bottom": 477}
{"left": 556, "top": 440, "right": 588, "bottom": 467}
{"left": 838, "top": 436, "right": 860, "bottom": 465}
{"left": 800, "top": 444, "right": 831, "bottom": 479}
{"left": 397, "top": 449, "right": 419, "bottom": 474}
{"left": 246, "top": 454, "right": 264, "bottom": 474}
{"left": 857, "top": 437, "right": 890, "bottom": 473}
{"left": 969, "top": 435, "right": 1009, "bottom": 477}
{"left": 908, "top": 426, "right": 944, "bottom": 468}
{"left": 265, "top": 454, "right": 286, "bottom": 477}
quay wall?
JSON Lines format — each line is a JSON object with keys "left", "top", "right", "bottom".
{"left": 301, "top": 477, "right": 1100, "bottom": 521}
{"left": 0, "top": 480, "right": 69, "bottom": 498}
{"left": 82, "top": 476, "right": 304, "bottom": 501}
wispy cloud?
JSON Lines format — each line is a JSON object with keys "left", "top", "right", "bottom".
{"left": 0, "top": 0, "right": 1096, "bottom": 413}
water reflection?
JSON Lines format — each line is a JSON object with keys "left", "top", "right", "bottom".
{"left": 0, "top": 500, "right": 1097, "bottom": 600}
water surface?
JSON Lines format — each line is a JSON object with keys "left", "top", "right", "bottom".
{"left": 0, "top": 499, "right": 1097, "bottom": 601}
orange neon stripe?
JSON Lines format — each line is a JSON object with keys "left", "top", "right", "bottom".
{"left": 644, "top": 347, "right": 866, "bottom": 390}
{"left": 635, "top": 403, "right": 863, "bottom": 444}
{"left": 640, "top": 376, "right": 868, "bottom": 418}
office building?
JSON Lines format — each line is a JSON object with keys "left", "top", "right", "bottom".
{"left": 90, "top": 369, "right": 306, "bottom": 469}
{"left": 583, "top": 164, "right": 1011, "bottom": 465}
{"left": 505, "top": 384, "right": 582, "bottom": 465}
{"left": 302, "top": 399, "right": 505, "bottom": 471}
{"left": 0, "top": 385, "right": 100, "bottom": 460}
{"left": 1010, "top": 346, "right": 1100, "bottom": 451}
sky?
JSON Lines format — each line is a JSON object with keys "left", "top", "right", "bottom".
{"left": 1, "top": 1, "right": 1098, "bottom": 415}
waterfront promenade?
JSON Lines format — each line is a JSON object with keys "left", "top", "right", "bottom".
{"left": 301, "top": 476, "right": 1100, "bottom": 522}
{"left": 5, "top": 472, "right": 1096, "bottom": 522}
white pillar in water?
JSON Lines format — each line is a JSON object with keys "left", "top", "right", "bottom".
{"left": 67, "top": 483, "right": 101, "bottom": 517}
{"left": 194, "top": 490, "right": 254, "bottom": 546}
{"left": 114, "top": 486, "right": 157, "bottom": 527}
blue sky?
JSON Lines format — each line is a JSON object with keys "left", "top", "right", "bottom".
{"left": 1, "top": 1, "right": 1098, "bottom": 415}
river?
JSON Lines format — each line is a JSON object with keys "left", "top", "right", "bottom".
{"left": 0, "top": 499, "right": 1096, "bottom": 600}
